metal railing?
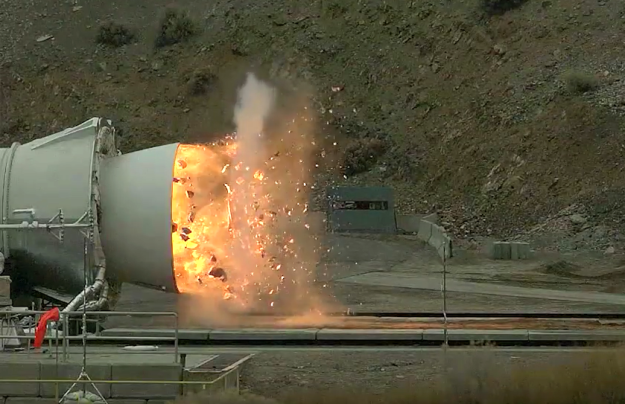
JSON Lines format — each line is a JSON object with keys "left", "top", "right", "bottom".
{"left": 0, "top": 310, "right": 180, "bottom": 363}
{"left": 0, "top": 364, "right": 241, "bottom": 401}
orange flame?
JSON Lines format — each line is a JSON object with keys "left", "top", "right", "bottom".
{"left": 171, "top": 129, "right": 326, "bottom": 314}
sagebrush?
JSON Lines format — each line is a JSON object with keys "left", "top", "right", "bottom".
{"left": 562, "top": 70, "right": 600, "bottom": 94}
{"left": 96, "top": 21, "right": 135, "bottom": 47}
{"left": 481, "top": 0, "right": 529, "bottom": 15}
{"left": 155, "top": 8, "right": 197, "bottom": 48}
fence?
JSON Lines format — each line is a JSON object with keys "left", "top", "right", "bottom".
{"left": 0, "top": 310, "right": 180, "bottom": 362}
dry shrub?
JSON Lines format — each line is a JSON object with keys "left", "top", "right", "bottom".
{"left": 481, "top": 0, "right": 529, "bottom": 15}
{"left": 187, "top": 68, "right": 217, "bottom": 96}
{"left": 176, "top": 348, "right": 625, "bottom": 404}
{"left": 96, "top": 21, "right": 135, "bottom": 47}
{"left": 562, "top": 70, "right": 600, "bottom": 94}
{"left": 384, "top": 146, "right": 422, "bottom": 181}
{"left": 155, "top": 8, "right": 197, "bottom": 48}
{"left": 340, "top": 137, "right": 388, "bottom": 176}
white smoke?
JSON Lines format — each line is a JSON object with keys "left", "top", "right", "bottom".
{"left": 233, "top": 73, "right": 276, "bottom": 139}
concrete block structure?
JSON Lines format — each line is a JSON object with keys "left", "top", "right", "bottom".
{"left": 39, "top": 363, "right": 112, "bottom": 398}
{"left": 326, "top": 186, "right": 396, "bottom": 234}
{"left": 111, "top": 363, "right": 182, "bottom": 399}
{"left": 490, "top": 242, "right": 530, "bottom": 260}
{"left": 416, "top": 215, "right": 452, "bottom": 260}
{"left": 0, "top": 362, "right": 40, "bottom": 396}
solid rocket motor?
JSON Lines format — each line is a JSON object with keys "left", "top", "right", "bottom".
{"left": 0, "top": 118, "right": 181, "bottom": 311}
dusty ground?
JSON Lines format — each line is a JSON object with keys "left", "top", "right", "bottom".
{"left": 238, "top": 348, "right": 605, "bottom": 397}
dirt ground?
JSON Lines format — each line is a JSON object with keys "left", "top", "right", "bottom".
{"left": 237, "top": 348, "right": 600, "bottom": 397}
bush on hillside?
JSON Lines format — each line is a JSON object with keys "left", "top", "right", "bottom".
{"left": 340, "top": 137, "right": 388, "bottom": 176}
{"left": 562, "top": 70, "right": 600, "bottom": 94}
{"left": 96, "top": 21, "right": 135, "bottom": 47}
{"left": 155, "top": 8, "right": 197, "bottom": 48}
{"left": 481, "top": 0, "right": 529, "bottom": 15}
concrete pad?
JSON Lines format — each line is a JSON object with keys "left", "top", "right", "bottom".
{"left": 40, "top": 362, "right": 111, "bottom": 398}
{"left": 528, "top": 330, "right": 625, "bottom": 341}
{"left": 111, "top": 363, "right": 182, "bottom": 399}
{"left": 337, "top": 272, "right": 625, "bottom": 306}
{"left": 209, "top": 329, "right": 318, "bottom": 341}
{"left": 317, "top": 329, "right": 423, "bottom": 341}
{"left": 423, "top": 329, "right": 529, "bottom": 342}
{"left": 417, "top": 219, "right": 432, "bottom": 242}
{"left": 0, "top": 361, "right": 40, "bottom": 396}
{"left": 101, "top": 328, "right": 209, "bottom": 341}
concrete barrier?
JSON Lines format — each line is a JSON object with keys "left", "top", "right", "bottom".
{"left": 417, "top": 215, "right": 452, "bottom": 260}
{"left": 395, "top": 214, "right": 423, "bottom": 234}
{"left": 40, "top": 363, "right": 111, "bottom": 398}
{"left": 489, "top": 241, "right": 530, "bottom": 260}
{"left": 111, "top": 363, "right": 182, "bottom": 399}
{"left": 0, "top": 362, "right": 40, "bottom": 396}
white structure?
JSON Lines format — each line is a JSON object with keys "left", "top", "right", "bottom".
{"left": 0, "top": 118, "right": 181, "bottom": 313}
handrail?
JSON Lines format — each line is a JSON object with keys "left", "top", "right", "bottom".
{"left": 0, "top": 309, "right": 179, "bottom": 363}
{"left": 0, "top": 365, "right": 240, "bottom": 398}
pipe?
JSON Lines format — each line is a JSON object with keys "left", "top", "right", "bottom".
{"left": 78, "top": 281, "right": 109, "bottom": 312}
{"left": 62, "top": 265, "right": 105, "bottom": 313}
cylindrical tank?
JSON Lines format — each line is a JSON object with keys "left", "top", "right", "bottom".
{"left": 0, "top": 118, "right": 115, "bottom": 296}
{"left": 0, "top": 118, "right": 181, "bottom": 306}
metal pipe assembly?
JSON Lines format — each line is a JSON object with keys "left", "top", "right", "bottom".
{"left": 0, "top": 118, "right": 181, "bottom": 313}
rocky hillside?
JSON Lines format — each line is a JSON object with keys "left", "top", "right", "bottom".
{"left": 1, "top": 0, "right": 624, "bottom": 250}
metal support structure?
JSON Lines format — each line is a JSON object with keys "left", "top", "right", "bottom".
{"left": 441, "top": 244, "right": 448, "bottom": 376}
{"left": 58, "top": 211, "right": 107, "bottom": 404}
{"left": 442, "top": 244, "right": 448, "bottom": 347}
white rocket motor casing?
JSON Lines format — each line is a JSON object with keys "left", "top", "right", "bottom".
{"left": 99, "top": 143, "right": 180, "bottom": 293}
{"left": 0, "top": 118, "right": 114, "bottom": 295}
{"left": 0, "top": 118, "right": 180, "bottom": 300}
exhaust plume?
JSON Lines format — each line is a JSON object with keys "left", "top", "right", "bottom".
{"left": 173, "top": 73, "right": 335, "bottom": 328}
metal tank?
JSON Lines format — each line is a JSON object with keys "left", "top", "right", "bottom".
{"left": 0, "top": 118, "right": 180, "bottom": 313}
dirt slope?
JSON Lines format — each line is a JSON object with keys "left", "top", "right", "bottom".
{"left": 1, "top": 0, "right": 624, "bottom": 249}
